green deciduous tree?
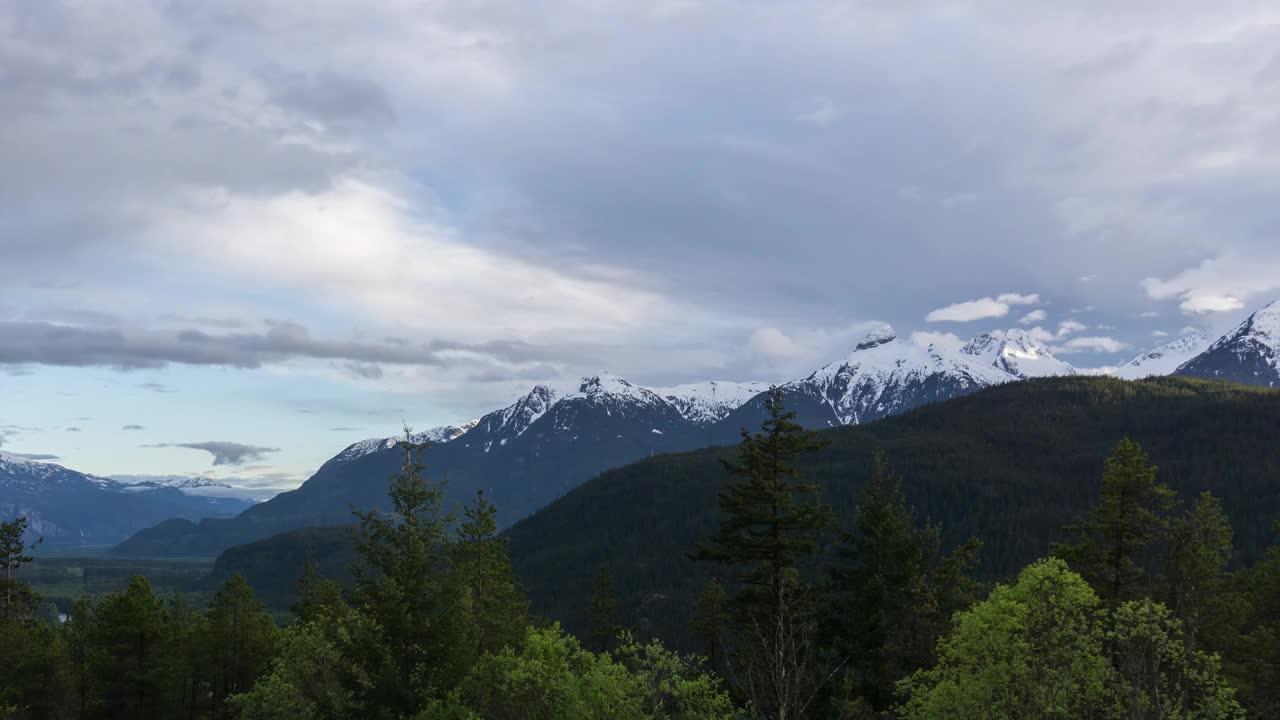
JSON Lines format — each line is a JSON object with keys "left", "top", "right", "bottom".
{"left": 898, "top": 558, "right": 1115, "bottom": 720}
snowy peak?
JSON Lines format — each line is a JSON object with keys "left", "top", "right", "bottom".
{"left": 799, "top": 333, "right": 1016, "bottom": 425}
{"left": 855, "top": 323, "right": 898, "bottom": 350}
{"left": 564, "top": 373, "right": 669, "bottom": 408}
{"left": 961, "top": 328, "right": 1076, "bottom": 378}
{"left": 1113, "top": 333, "right": 1210, "bottom": 380}
{"left": 112, "top": 475, "right": 234, "bottom": 490}
{"left": 334, "top": 419, "right": 482, "bottom": 464}
{"left": 658, "top": 380, "right": 770, "bottom": 424}
{"left": 1176, "top": 300, "right": 1280, "bottom": 387}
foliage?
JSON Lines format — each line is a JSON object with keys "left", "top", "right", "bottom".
{"left": 590, "top": 564, "right": 623, "bottom": 651}
{"left": 419, "top": 625, "right": 738, "bottom": 720}
{"left": 1, "top": 517, "right": 39, "bottom": 619}
{"left": 825, "top": 452, "right": 983, "bottom": 715}
{"left": 1055, "top": 438, "right": 1179, "bottom": 604}
{"left": 694, "top": 388, "right": 835, "bottom": 719}
{"left": 505, "top": 377, "right": 1280, "bottom": 644}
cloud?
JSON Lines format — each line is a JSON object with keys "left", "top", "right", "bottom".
{"left": 122, "top": 424, "right": 146, "bottom": 430}
{"left": 0, "top": 318, "right": 558, "bottom": 372}
{"left": 65, "top": 426, "right": 82, "bottom": 432}
{"left": 1019, "top": 310, "right": 1048, "bottom": 325}
{"left": 1055, "top": 336, "right": 1131, "bottom": 354}
{"left": 803, "top": 96, "right": 844, "bottom": 126}
{"left": 1057, "top": 320, "right": 1087, "bottom": 336}
{"left": 1152, "top": 330, "right": 1169, "bottom": 337}
{"left": 146, "top": 441, "right": 281, "bottom": 466}
{"left": 910, "top": 331, "right": 964, "bottom": 352}
{"left": 748, "top": 327, "right": 801, "bottom": 359}
{"left": 1, "top": 452, "right": 60, "bottom": 461}
{"left": 926, "top": 293, "right": 1040, "bottom": 323}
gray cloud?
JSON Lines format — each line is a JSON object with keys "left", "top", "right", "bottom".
{"left": 2, "top": 452, "right": 60, "bottom": 461}
{"left": 122, "top": 424, "right": 146, "bottom": 430}
{"left": 2, "top": 0, "right": 1279, "bottom": 397}
{"left": 0, "top": 320, "right": 554, "bottom": 371}
{"left": 145, "top": 441, "right": 282, "bottom": 466}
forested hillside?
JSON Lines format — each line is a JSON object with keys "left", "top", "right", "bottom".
{"left": 504, "top": 376, "right": 1280, "bottom": 642}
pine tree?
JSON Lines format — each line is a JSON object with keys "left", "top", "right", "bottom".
{"left": 589, "top": 563, "right": 622, "bottom": 651}
{"left": 291, "top": 549, "right": 350, "bottom": 625}
{"left": 690, "top": 577, "right": 729, "bottom": 668}
{"left": 694, "top": 388, "right": 834, "bottom": 720}
{"left": 62, "top": 595, "right": 95, "bottom": 718}
{"left": 1, "top": 517, "right": 39, "bottom": 619}
{"left": 1054, "top": 438, "right": 1177, "bottom": 604}
{"left": 1159, "top": 492, "right": 1239, "bottom": 654}
{"left": 203, "top": 574, "right": 278, "bottom": 715}
{"left": 89, "top": 576, "right": 168, "bottom": 720}
{"left": 350, "top": 429, "right": 461, "bottom": 716}
{"left": 451, "top": 490, "right": 528, "bottom": 660}
{"left": 826, "top": 452, "right": 943, "bottom": 714}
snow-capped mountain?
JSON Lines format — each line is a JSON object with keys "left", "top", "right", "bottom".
{"left": 960, "top": 328, "right": 1077, "bottom": 378}
{"left": 718, "top": 324, "right": 1015, "bottom": 430}
{"left": 112, "top": 475, "right": 234, "bottom": 490}
{"left": 114, "top": 302, "right": 1280, "bottom": 559}
{"left": 333, "top": 420, "right": 481, "bottom": 464}
{"left": 658, "top": 381, "right": 771, "bottom": 424}
{"left": 1, "top": 453, "right": 252, "bottom": 546}
{"left": 1112, "top": 333, "right": 1211, "bottom": 380}
{"left": 1176, "top": 301, "right": 1280, "bottom": 387}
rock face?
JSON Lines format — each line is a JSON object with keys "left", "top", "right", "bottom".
{"left": 0, "top": 453, "right": 252, "bottom": 547}
{"left": 1175, "top": 301, "right": 1280, "bottom": 387}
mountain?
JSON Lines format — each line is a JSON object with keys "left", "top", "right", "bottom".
{"left": 110, "top": 374, "right": 715, "bottom": 557}
{"left": 499, "top": 376, "right": 1280, "bottom": 644}
{"left": 1112, "top": 333, "right": 1211, "bottom": 379}
{"left": 112, "top": 475, "right": 235, "bottom": 491}
{"left": 656, "top": 381, "right": 770, "bottom": 424}
{"left": 0, "top": 453, "right": 254, "bottom": 547}
{"left": 110, "top": 328, "right": 1075, "bottom": 559}
{"left": 959, "top": 328, "right": 1077, "bottom": 378}
{"left": 717, "top": 324, "right": 1015, "bottom": 433}
{"left": 1176, "top": 301, "right": 1280, "bottom": 387}
{"left": 331, "top": 420, "right": 481, "bottom": 464}
{"left": 211, "top": 376, "right": 1280, "bottom": 644}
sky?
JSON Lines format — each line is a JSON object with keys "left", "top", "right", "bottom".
{"left": 3, "top": 0, "right": 1280, "bottom": 494}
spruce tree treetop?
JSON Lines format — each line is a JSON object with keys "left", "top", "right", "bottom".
{"left": 695, "top": 387, "right": 833, "bottom": 604}
{"left": 1054, "top": 437, "right": 1177, "bottom": 604}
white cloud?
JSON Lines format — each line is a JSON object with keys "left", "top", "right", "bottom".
{"left": 1056, "top": 320, "right": 1087, "bottom": 336}
{"left": 996, "top": 293, "right": 1042, "bottom": 306}
{"left": 1142, "top": 254, "right": 1279, "bottom": 315}
{"left": 926, "top": 293, "right": 1040, "bottom": 323}
{"left": 803, "top": 96, "right": 844, "bottom": 126}
{"left": 1019, "top": 309, "right": 1048, "bottom": 325}
{"left": 910, "top": 331, "right": 964, "bottom": 352}
{"left": 1055, "top": 336, "right": 1131, "bottom": 354}
{"left": 1152, "top": 330, "right": 1169, "bottom": 337}
{"left": 749, "top": 327, "right": 801, "bottom": 359}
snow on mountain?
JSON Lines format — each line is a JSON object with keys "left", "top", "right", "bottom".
{"left": 1176, "top": 300, "right": 1280, "bottom": 387}
{"left": 960, "top": 328, "right": 1077, "bottom": 378}
{"left": 112, "top": 475, "right": 234, "bottom": 490}
{"left": 333, "top": 419, "right": 481, "bottom": 464}
{"left": 561, "top": 373, "right": 671, "bottom": 409}
{"left": 468, "top": 385, "right": 560, "bottom": 441}
{"left": 657, "top": 380, "right": 770, "bottom": 424}
{"left": 790, "top": 324, "right": 1016, "bottom": 425}
{"left": 1112, "top": 333, "right": 1211, "bottom": 380}
{"left": 0, "top": 452, "right": 115, "bottom": 490}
